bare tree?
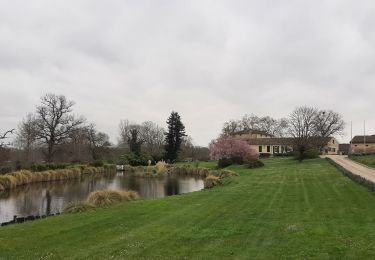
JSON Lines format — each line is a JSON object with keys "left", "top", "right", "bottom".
{"left": 221, "top": 120, "right": 242, "bottom": 136}
{"left": 86, "top": 124, "right": 111, "bottom": 160}
{"left": 222, "top": 114, "right": 289, "bottom": 137}
{"left": 0, "top": 129, "right": 14, "bottom": 147}
{"left": 15, "top": 114, "right": 38, "bottom": 163}
{"left": 288, "top": 106, "right": 319, "bottom": 161}
{"left": 34, "top": 94, "right": 84, "bottom": 162}
{"left": 139, "top": 121, "right": 165, "bottom": 156}
{"left": 65, "top": 126, "right": 91, "bottom": 162}
{"left": 289, "top": 106, "right": 318, "bottom": 141}
{"left": 313, "top": 110, "right": 345, "bottom": 138}
{"left": 241, "top": 114, "right": 260, "bottom": 130}
{"left": 118, "top": 120, "right": 138, "bottom": 147}
{"left": 118, "top": 119, "right": 165, "bottom": 156}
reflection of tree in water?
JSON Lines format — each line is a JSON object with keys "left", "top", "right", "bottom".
{"left": 136, "top": 178, "right": 165, "bottom": 198}
{"left": 124, "top": 174, "right": 140, "bottom": 191}
{"left": 0, "top": 173, "right": 203, "bottom": 223}
{"left": 45, "top": 190, "right": 51, "bottom": 215}
{"left": 0, "top": 189, "right": 11, "bottom": 199}
{"left": 164, "top": 178, "right": 179, "bottom": 196}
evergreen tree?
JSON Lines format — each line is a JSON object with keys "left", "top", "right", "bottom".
{"left": 164, "top": 111, "right": 186, "bottom": 162}
{"left": 128, "top": 128, "right": 142, "bottom": 155}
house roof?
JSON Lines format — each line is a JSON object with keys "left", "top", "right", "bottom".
{"left": 244, "top": 137, "right": 334, "bottom": 146}
{"left": 233, "top": 129, "right": 274, "bottom": 137}
{"left": 245, "top": 137, "right": 294, "bottom": 145}
{"left": 351, "top": 135, "right": 375, "bottom": 144}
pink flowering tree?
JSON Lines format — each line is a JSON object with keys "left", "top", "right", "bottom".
{"left": 209, "top": 136, "right": 258, "bottom": 162}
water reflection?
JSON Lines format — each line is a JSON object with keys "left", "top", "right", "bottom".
{"left": 0, "top": 173, "right": 204, "bottom": 223}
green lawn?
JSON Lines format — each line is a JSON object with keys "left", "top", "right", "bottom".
{"left": 350, "top": 154, "right": 375, "bottom": 168}
{"left": 1, "top": 158, "right": 375, "bottom": 259}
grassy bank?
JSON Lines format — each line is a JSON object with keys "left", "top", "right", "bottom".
{"left": 350, "top": 154, "right": 375, "bottom": 168}
{"left": 1, "top": 158, "right": 375, "bottom": 258}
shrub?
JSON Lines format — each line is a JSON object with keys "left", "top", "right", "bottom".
{"left": 90, "top": 160, "right": 104, "bottom": 167}
{"left": 63, "top": 202, "right": 96, "bottom": 214}
{"left": 294, "top": 145, "right": 319, "bottom": 161}
{"left": 29, "top": 163, "right": 68, "bottom": 172}
{"left": 119, "top": 153, "right": 153, "bottom": 166}
{"left": 305, "top": 148, "right": 319, "bottom": 159}
{"left": 231, "top": 156, "right": 244, "bottom": 165}
{"left": 259, "top": 153, "right": 271, "bottom": 158}
{"left": 30, "top": 164, "right": 47, "bottom": 172}
{"left": 245, "top": 159, "right": 265, "bottom": 169}
{"left": 218, "top": 158, "right": 234, "bottom": 168}
{"left": 0, "top": 166, "right": 12, "bottom": 175}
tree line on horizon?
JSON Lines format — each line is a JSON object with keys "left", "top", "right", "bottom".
{"left": 0, "top": 93, "right": 345, "bottom": 172}
{"left": 0, "top": 93, "right": 207, "bottom": 173}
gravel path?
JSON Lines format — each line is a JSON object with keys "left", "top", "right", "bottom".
{"left": 324, "top": 155, "right": 375, "bottom": 183}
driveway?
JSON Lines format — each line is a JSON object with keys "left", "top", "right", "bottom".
{"left": 324, "top": 155, "right": 375, "bottom": 183}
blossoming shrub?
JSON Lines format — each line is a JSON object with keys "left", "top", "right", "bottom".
{"left": 209, "top": 137, "right": 258, "bottom": 168}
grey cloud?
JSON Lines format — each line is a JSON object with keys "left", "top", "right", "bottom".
{"left": 0, "top": 0, "right": 375, "bottom": 145}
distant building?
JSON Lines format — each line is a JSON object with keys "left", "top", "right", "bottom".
{"left": 234, "top": 130, "right": 339, "bottom": 155}
{"left": 350, "top": 135, "right": 375, "bottom": 154}
{"left": 339, "top": 144, "right": 350, "bottom": 155}
{"left": 250, "top": 137, "right": 339, "bottom": 155}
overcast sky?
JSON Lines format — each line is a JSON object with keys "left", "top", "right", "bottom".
{"left": 0, "top": 0, "right": 374, "bottom": 146}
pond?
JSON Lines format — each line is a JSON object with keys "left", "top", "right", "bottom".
{"left": 0, "top": 172, "right": 204, "bottom": 223}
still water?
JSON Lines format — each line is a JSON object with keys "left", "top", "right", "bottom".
{"left": 0, "top": 172, "right": 204, "bottom": 223}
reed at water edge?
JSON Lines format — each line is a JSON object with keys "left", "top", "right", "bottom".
{"left": 0, "top": 165, "right": 116, "bottom": 191}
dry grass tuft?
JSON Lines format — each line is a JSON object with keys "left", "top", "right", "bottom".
{"left": 204, "top": 174, "right": 220, "bottom": 189}
{"left": 87, "top": 190, "right": 123, "bottom": 207}
{"left": 119, "top": 190, "right": 140, "bottom": 201}
{"left": 86, "top": 189, "right": 139, "bottom": 207}
{"left": 217, "top": 170, "right": 239, "bottom": 178}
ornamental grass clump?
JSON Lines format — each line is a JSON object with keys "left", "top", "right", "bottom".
{"left": 63, "top": 202, "right": 96, "bottom": 214}
{"left": 216, "top": 169, "right": 239, "bottom": 178}
{"left": 87, "top": 190, "right": 123, "bottom": 207}
{"left": 204, "top": 174, "right": 220, "bottom": 189}
{"left": 155, "top": 160, "right": 168, "bottom": 175}
{"left": 87, "top": 189, "right": 139, "bottom": 207}
{"left": 119, "top": 190, "right": 140, "bottom": 201}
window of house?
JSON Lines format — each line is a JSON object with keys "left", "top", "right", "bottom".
{"left": 333, "top": 140, "right": 335, "bottom": 144}
{"left": 267, "top": 146, "right": 270, "bottom": 153}
{"left": 333, "top": 148, "right": 335, "bottom": 152}
{"left": 259, "top": 146, "right": 262, "bottom": 153}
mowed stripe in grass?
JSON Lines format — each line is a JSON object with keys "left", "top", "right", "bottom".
{"left": 1, "top": 158, "right": 375, "bottom": 259}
